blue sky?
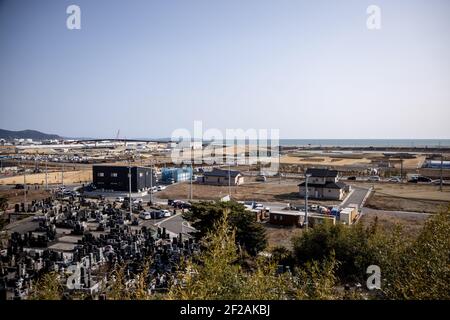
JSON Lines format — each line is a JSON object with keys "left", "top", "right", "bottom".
{"left": 0, "top": 0, "right": 449, "bottom": 139}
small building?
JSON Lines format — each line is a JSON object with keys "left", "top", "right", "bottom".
{"left": 93, "top": 165, "right": 156, "bottom": 192}
{"left": 339, "top": 206, "right": 358, "bottom": 225}
{"left": 423, "top": 160, "right": 450, "bottom": 169}
{"left": 161, "top": 167, "right": 193, "bottom": 183}
{"left": 298, "top": 168, "right": 348, "bottom": 200}
{"left": 307, "top": 213, "right": 336, "bottom": 227}
{"left": 270, "top": 211, "right": 303, "bottom": 227}
{"left": 200, "top": 168, "right": 244, "bottom": 185}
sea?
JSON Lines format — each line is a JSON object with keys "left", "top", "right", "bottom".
{"left": 277, "top": 139, "right": 450, "bottom": 148}
{"left": 210, "top": 139, "right": 450, "bottom": 148}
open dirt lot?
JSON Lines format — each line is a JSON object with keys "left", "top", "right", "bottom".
{"left": 280, "top": 153, "right": 426, "bottom": 169}
{"left": 360, "top": 208, "right": 429, "bottom": 236}
{"left": 157, "top": 178, "right": 339, "bottom": 205}
{"left": 281, "top": 155, "right": 372, "bottom": 167}
{"left": 0, "top": 170, "right": 92, "bottom": 186}
{"left": 351, "top": 181, "right": 450, "bottom": 213}
{"left": 157, "top": 178, "right": 300, "bottom": 202}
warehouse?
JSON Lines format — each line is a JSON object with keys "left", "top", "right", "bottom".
{"left": 92, "top": 165, "right": 156, "bottom": 192}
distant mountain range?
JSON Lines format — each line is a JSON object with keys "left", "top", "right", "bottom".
{"left": 0, "top": 129, "right": 62, "bottom": 140}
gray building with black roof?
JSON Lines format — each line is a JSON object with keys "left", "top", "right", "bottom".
{"left": 93, "top": 165, "right": 156, "bottom": 192}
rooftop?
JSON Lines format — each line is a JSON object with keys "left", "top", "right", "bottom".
{"left": 203, "top": 168, "right": 241, "bottom": 178}
{"left": 305, "top": 168, "right": 339, "bottom": 178}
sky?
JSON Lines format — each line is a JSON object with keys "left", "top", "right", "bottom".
{"left": 0, "top": 0, "right": 449, "bottom": 139}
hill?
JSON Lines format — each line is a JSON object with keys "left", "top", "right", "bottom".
{"left": 0, "top": 129, "right": 62, "bottom": 140}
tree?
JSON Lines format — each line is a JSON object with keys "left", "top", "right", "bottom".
{"left": 183, "top": 201, "right": 267, "bottom": 255}
{"left": 29, "top": 272, "right": 63, "bottom": 300}
{"left": 0, "top": 196, "right": 8, "bottom": 229}
{"left": 292, "top": 220, "right": 378, "bottom": 282}
{"left": 0, "top": 196, "right": 8, "bottom": 212}
{"left": 375, "top": 209, "right": 450, "bottom": 299}
{"left": 169, "top": 209, "right": 293, "bottom": 300}
{"left": 294, "top": 253, "right": 340, "bottom": 300}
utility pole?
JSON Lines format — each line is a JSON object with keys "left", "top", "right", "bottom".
{"left": 228, "top": 163, "right": 231, "bottom": 196}
{"left": 45, "top": 160, "right": 48, "bottom": 190}
{"left": 304, "top": 174, "right": 311, "bottom": 229}
{"left": 23, "top": 164, "right": 27, "bottom": 211}
{"left": 149, "top": 161, "right": 153, "bottom": 204}
{"left": 440, "top": 154, "right": 443, "bottom": 192}
{"left": 400, "top": 158, "right": 404, "bottom": 183}
{"left": 189, "top": 162, "right": 193, "bottom": 200}
{"left": 61, "top": 163, "right": 64, "bottom": 187}
{"left": 278, "top": 146, "right": 281, "bottom": 184}
{"left": 128, "top": 163, "right": 132, "bottom": 217}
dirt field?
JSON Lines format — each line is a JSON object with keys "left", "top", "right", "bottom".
{"left": 365, "top": 194, "right": 449, "bottom": 213}
{"left": 157, "top": 178, "right": 340, "bottom": 205}
{"left": 360, "top": 209, "right": 429, "bottom": 236}
{"left": 280, "top": 153, "right": 426, "bottom": 169}
{"left": 351, "top": 181, "right": 450, "bottom": 213}
{"left": 0, "top": 170, "right": 92, "bottom": 186}
{"left": 281, "top": 155, "right": 372, "bottom": 167}
{"left": 351, "top": 182, "right": 450, "bottom": 201}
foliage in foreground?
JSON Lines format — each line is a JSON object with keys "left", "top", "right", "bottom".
{"left": 28, "top": 206, "right": 450, "bottom": 300}
{"left": 291, "top": 208, "right": 450, "bottom": 299}
{"left": 169, "top": 209, "right": 340, "bottom": 300}
{"left": 183, "top": 201, "right": 267, "bottom": 255}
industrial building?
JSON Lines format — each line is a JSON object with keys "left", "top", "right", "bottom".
{"left": 160, "top": 167, "right": 193, "bottom": 183}
{"left": 93, "top": 165, "right": 156, "bottom": 192}
{"left": 298, "top": 168, "right": 349, "bottom": 200}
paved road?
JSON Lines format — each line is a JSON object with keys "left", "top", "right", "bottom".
{"left": 340, "top": 186, "right": 372, "bottom": 209}
{"left": 157, "top": 213, "right": 188, "bottom": 235}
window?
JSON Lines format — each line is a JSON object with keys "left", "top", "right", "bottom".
{"left": 139, "top": 173, "right": 143, "bottom": 177}
{"left": 111, "top": 173, "right": 118, "bottom": 177}
{"left": 97, "top": 172, "right": 104, "bottom": 177}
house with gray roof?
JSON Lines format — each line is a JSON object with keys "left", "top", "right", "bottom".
{"left": 298, "top": 168, "right": 349, "bottom": 200}
{"left": 200, "top": 168, "right": 244, "bottom": 186}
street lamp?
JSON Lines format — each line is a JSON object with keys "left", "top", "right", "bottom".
{"left": 304, "top": 173, "right": 312, "bottom": 229}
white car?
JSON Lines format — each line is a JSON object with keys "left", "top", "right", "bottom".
{"left": 367, "top": 176, "right": 381, "bottom": 182}
{"left": 254, "top": 203, "right": 270, "bottom": 212}
{"left": 139, "top": 212, "right": 152, "bottom": 220}
{"left": 157, "top": 185, "right": 166, "bottom": 191}
{"left": 387, "top": 177, "right": 401, "bottom": 183}
{"left": 115, "top": 197, "right": 125, "bottom": 202}
{"left": 161, "top": 210, "right": 171, "bottom": 217}
{"left": 133, "top": 198, "right": 143, "bottom": 204}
